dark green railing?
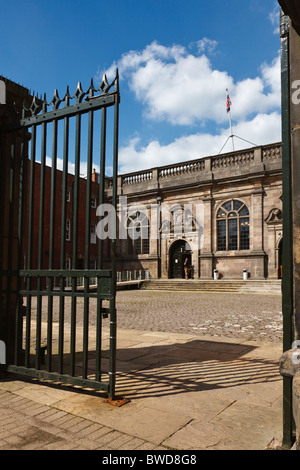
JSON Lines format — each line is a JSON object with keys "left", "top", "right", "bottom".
{"left": 280, "top": 11, "right": 296, "bottom": 449}
{"left": 0, "top": 72, "right": 119, "bottom": 399}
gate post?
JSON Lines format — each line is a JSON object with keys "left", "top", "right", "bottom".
{"left": 0, "top": 78, "right": 31, "bottom": 365}
{"left": 278, "top": 2, "right": 300, "bottom": 449}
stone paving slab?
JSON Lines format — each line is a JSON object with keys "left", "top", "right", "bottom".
{"left": 0, "top": 325, "right": 283, "bottom": 450}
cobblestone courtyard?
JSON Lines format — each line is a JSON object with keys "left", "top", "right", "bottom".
{"left": 45, "top": 289, "right": 283, "bottom": 343}
{"left": 113, "top": 290, "right": 283, "bottom": 342}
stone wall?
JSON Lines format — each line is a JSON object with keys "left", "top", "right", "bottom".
{"left": 105, "top": 143, "right": 283, "bottom": 280}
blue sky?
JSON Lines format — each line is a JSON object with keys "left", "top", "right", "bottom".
{"left": 0, "top": 0, "right": 281, "bottom": 174}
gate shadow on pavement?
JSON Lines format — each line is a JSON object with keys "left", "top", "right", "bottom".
{"left": 99, "top": 338, "right": 281, "bottom": 400}
{"left": 4, "top": 337, "right": 281, "bottom": 403}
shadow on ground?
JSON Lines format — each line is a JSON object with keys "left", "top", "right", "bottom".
{"left": 2, "top": 338, "right": 281, "bottom": 402}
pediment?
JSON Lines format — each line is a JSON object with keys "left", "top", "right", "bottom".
{"left": 265, "top": 208, "right": 283, "bottom": 224}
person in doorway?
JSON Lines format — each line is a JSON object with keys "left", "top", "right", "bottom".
{"left": 184, "top": 257, "right": 191, "bottom": 279}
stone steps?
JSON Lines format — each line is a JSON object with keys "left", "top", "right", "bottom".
{"left": 141, "top": 279, "right": 282, "bottom": 294}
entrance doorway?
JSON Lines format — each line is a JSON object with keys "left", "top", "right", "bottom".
{"left": 169, "top": 240, "right": 192, "bottom": 279}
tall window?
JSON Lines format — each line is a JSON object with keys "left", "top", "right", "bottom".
{"left": 65, "top": 258, "right": 71, "bottom": 287}
{"left": 217, "top": 200, "right": 250, "bottom": 251}
{"left": 66, "top": 219, "right": 71, "bottom": 241}
{"left": 127, "top": 211, "right": 150, "bottom": 255}
{"left": 90, "top": 224, "right": 96, "bottom": 244}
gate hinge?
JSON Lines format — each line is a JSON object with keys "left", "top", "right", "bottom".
{"left": 104, "top": 397, "right": 130, "bottom": 407}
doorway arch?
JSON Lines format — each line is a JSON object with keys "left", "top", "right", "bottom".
{"left": 169, "top": 240, "right": 192, "bottom": 279}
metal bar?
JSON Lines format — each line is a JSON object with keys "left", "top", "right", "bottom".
{"left": 58, "top": 113, "right": 69, "bottom": 375}
{"left": 15, "top": 127, "right": 27, "bottom": 365}
{"left": 70, "top": 113, "right": 81, "bottom": 376}
{"left": 280, "top": 10, "right": 295, "bottom": 449}
{"left": 82, "top": 103, "right": 94, "bottom": 379}
{"left": 96, "top": 106, "right": 107, "bottom": 381}
{"left": 36, "top": 120, "right": 47, "bottom": 370}
{"left": 0, "top": 131, "right": 6, "bottom": 361}
{"left": 83, "top": 273, "right": 89, "bottom": 379}
{"left": 72, "top": 114, "right": 81, "bottom": 268}
{"left": 108, "top": 72, "right": 119, "bottom": 399}
{"left": 47, "top": 119, "right": 58, "bottom": 371}
{"left": 6, "top": 131, "right": 17, "bottom": 365}
{"left": 49, "top": 119, "right": 58, "bottom": 269}
{"left": 6, "top": 366, "right": 109, "bottom": 392}
{"left": 19, "top": 290, "right": 113, "bottom": 299}
{"left": 85, "top": 104, "right": 93, "bottom": 271}
{"left": 96, "top": 285, "right": 103, "bottom": 382}
{"left": 70, "top": 278, "right": 77, "bottom": 377}
{"left": 25, "top": 124, "right": 36, "bottom": 368}
{"left": 19, "top": 269, "right": 111, "bottom": 277}
{"left": 20, "top": 93, "right": 117, "bottom": 128}
{"left": 98, "top": 107, "right": 107, "bottom": 268}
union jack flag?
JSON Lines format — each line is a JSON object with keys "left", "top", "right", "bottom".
{"left": 226, "top": 92, "right": 232, "bottom": 113}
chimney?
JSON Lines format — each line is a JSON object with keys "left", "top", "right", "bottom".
{"left": 92, "top": 168, "right": 99, "bottom": 183}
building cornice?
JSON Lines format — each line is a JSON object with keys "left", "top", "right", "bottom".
{"left": 105, "top": 143, "right": 282, "bottom": 201}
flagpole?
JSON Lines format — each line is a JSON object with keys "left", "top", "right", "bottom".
{"left": 226, "top": 89, "right": 235, "bottom": 151}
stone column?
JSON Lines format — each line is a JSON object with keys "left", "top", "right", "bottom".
{"left": 250, "top": 187, "right": 266, "bottom": 278}
{"left": 265, "top": 208, "right": 283, "bottom": 279}
{"left": 161, "top": 238, "right": 169, "bottom": 279}
{"left": 199, "top": 195, "right": 213, "bottom": 279}
{"left": 290, "top": 29, "right": 300, "bottom": 343}
{"left": 250, "top": 147, "right": 265, "bottom": 173}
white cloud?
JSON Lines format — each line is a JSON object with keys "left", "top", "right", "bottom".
{"left": 102, "top": 40, "right": 280, "bottom": 127}
{"left": 43, "top": 156, "right": 100, "bottom": 178}
{"left": 194, "top": 38, "right": 218, "bottom": 54}
{"left": 233, "top": 55, "right": 281, "bottom": 119}
{"left": 269, "top": 3, "right": 280, "bottom": 34}
{"left": 98, "top": 38, "right": 282, "bottom": 173}
{"left": 118, "top": 112, "right": 281, "bottom": 174}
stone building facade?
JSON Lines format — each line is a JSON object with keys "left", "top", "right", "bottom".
{"left": 105, "top": 143, "right": 283, "bottom": 281}
{"left": 0, "top": 78, "right": 282, "bottom": 283}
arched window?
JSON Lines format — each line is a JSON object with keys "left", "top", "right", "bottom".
{"left": 217, "top": 200, "right": 250, "bottom": 251}
{"left": 127, "top": 211, "right": 150, "bottom": 255}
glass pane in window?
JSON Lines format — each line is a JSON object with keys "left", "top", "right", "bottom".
{"left": 90, "top": 224, "right": 96, "bottom": 244}
{"left": 135, "top": 238, "right": 141, "bottom": 255}
{"left": 143, "top": 238, "right": 150, "bottom": 254}
{"left": 239, "top": 205, "right": 249, "bottom": 216}
{"left": 140, "top": 223, "right": 149, "bottom": 241}
{"left": 217, "top": 220, "right": 226, "bottom": 251}
{"left": 233, "top": 200, "right": 243, "bottom": 211}
{"left": 240, "top": 218, "right": 250, "bottom": 250}
{"left": 223, "top": 201, "right": 232, "bottom": 212}
{"left": 217, "top": 209, "right": 226, "bottom": 218}
{"left": 228, "top": 218, "right": 237, "bottom": 250}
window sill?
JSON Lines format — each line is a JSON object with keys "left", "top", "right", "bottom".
{"left": 214, "top": 250, "right": 251, "bottom": 257}
{"left": 126, "top": 254, "right": 157, "bottom": 260}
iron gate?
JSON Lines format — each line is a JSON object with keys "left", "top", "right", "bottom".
{"left": 0, "top": 72, "right": 120, "bottom": 399}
